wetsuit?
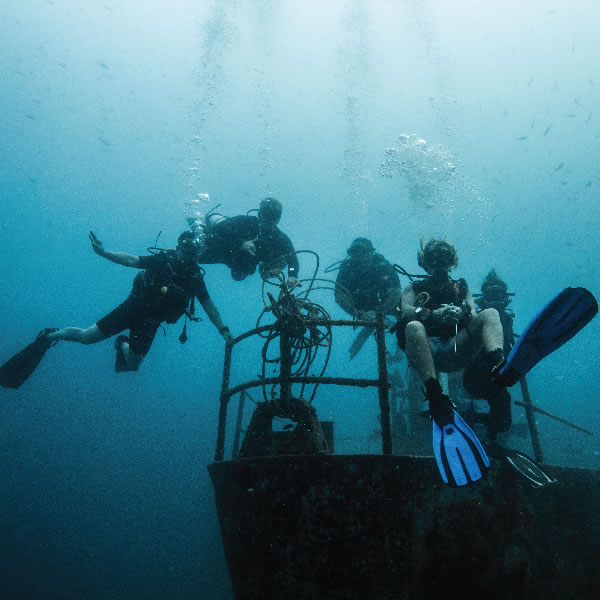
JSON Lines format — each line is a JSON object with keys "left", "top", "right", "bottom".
{"left": 199, "top": 215, "right": 299, "bottom": 281}
{"left": 395, "top": 277, "right": 469, "bottom": 349}
{"left": 335, "top": 253, "right": 400, "bottom": 314}
{"left": 96, "top": 250, "right": 209, "bottom": 357}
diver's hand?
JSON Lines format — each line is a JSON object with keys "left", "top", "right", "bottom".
{"left": 89, "top": 231, "right": 105, "bottom": 256}
{"left": 431, "top": 307, "right": 445, "bottom": 324}
{"left": 262, "top": 266, "right": 284, "bottom": 279}
{"left": 432, "top": 304, "right": 461, "bottom": 325}
{"left": 445, "top": 305, "right": 462, "bottom": 324}
{"left": 286, "top": 277, "right": 300, "bottom": 291}
{"left": 241, "top": 240, "right": 256, "bottom": 256}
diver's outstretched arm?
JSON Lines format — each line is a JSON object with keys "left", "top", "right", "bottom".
{"left": 89, "top": 231, "right": 140, "bottom": 268}
{"left": 199, "top": 297, "right": 233, "bottom": 343}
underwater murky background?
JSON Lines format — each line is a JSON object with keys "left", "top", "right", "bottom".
{"left": 1, "top": 1, "right": 599, "bottom": 598}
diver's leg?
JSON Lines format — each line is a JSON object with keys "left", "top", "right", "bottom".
{"left": 404, "top": 321, "right": 436, "bottom": 382}
{"left": 47, "top": 324, "right": 107, "bottom": 345}
{"left": 405, "top": 321, "right": 452, "bottom": 417}
{"left": 457, "top": 309, "right": 508, "bottom": 438}
{"left": 47, "top": 297, "right": 137, "bottom": 347}
{"left": 120, "top": 318, "right": 160, "bottom": 371}
{"left": 456, "top": 308, "right": 503, "bottom": 357}
{"left": 116, "top": 338, "right": 144, "bottom": 371}
{"left": 231, "top": 253, "right": 257, "bottom": 281}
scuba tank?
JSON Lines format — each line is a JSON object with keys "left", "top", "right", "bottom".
{"left": 206, "top": 212, "right": 226, "bottom": 229}
{"left": 186, "top": 202, "right": 226, "bottom": 255}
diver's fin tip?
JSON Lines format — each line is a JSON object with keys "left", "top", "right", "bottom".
{"left": 0, "top": 328, "right": 59, "bottom": 389}
{"left": 432, "top": 408, "right": 489, "bottom": 487}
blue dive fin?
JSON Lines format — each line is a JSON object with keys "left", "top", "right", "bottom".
{"left": 495, "top": 287, "right": 598, "bottom": 387}
{"left": 432, "top": 408, "right": 490, "bottom": 487}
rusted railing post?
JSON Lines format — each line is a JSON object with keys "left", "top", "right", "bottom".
{"left": 215, "top": 338, "right": 233, "bottom": 462}
{"left": 279, "top": 316, "right": 293, "bottom": 405}
{"left": 231, "top": 390, "right": 247, "bottom": 459}
{"left": 519, "top": 376, "right": 544, "bottom": 463}
{"left": 375, "top": 312, "right": 392, "bottom": 455}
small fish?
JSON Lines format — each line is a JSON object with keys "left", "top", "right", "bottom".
{"left": 589, "top": 78, "right": 595, "bottom": 86}
{"left": 574, "top": 98, "right": 582, "bottom": 107}
{"left": 516, "top": 136, "right": 528, "bottom": 141}
{"left": 586, "top": 112, "right": 593, "bottom": 122}
{"left": 585, "top": 181, "right": 592, "bottom": 187}
{"left": 543, "top": 124, "right": 552, "bottom": 136}
{"left": 527, "top": 76, "right": 534, "bottom": 87}
{"left": 553, "top": 162, "right": 564, "bottom": 172}
{"left": 566, "top": 113, "right": 576, "bottom": 118}
{"left": 97, "top": 61, "right": 109, "bottom": 70}
{"left": 97, "top": 136, "right": 111, "bottom": 147}
{"left": 531, "top": 118, "right": 536, "bottom": 129}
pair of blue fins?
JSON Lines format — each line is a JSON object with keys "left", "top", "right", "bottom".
{"left": 432, "top": 287, "right": 598, "bottom": 487}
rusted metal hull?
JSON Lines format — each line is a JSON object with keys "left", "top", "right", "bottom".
{"left": 208, "top": 455, "right": 600, "bottom": 600}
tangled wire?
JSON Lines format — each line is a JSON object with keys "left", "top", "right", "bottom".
{"left": 256, "top": 251, "right": 333, "bottom": 406}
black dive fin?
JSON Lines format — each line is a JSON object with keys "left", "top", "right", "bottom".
{"left": 432, "top": 405, "right": 490, "bottom": 487}
{"left": 494, "top": 287, "right": 598, "bottom": 387}
{"left": 489, "top": 445, "right": 557, "bottom": 488}
{"left": 349, "top": 326, "right": 374, "bottom": 360}
{"left": 0, "top": 329, "right": 58, "bottom": 389}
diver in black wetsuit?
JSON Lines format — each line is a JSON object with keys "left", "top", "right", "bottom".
{"left": 334, "top": 237, "right": 402, "bottom": 322}
{"left": 462, "top": 269, "right": 516, "bottom": 438}
{"left": 198, "top": 197, "right": 299, "bottom": 284}
{"left": 46, "top": 231, "right": 233, "bottom": 372}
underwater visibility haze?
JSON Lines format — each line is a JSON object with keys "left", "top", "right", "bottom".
{"left": 1, "top": 1, "right": 599, "bottom": 598}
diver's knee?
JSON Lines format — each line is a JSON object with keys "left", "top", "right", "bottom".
{"left": 479, "top": 307, "right": 501, "bottom": 325}
{"left": 81, "top": 325, "right": 107, "bottom": 345}
{"left": 405, "top": 319, "right": 427, "bottom": 340}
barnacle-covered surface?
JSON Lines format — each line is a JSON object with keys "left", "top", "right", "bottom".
{"left": 209, "top": 455, "right": 600, "bottom": 600}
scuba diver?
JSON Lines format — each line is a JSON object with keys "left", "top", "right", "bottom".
{"left": 462, "top": 269, "right": 516, "bottom": 439}
{"left": 393, "top": 239, "right": 597, "bottom": 487}
{"left": 0, "top": 231, "right": 233, "bottom": 388}
{"left": 334, "top": 237, "right": 402, "bottom": 359}
{"left": 194, "top": 197, "right": 299, "bottom": 285}
{"left": 395, "top": 238, "right": 505, "bottom": 485}
{"left": 334, "top": 237, "right": 402, "bottom": 322}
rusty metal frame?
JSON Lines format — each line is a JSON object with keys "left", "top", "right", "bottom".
{"left": 215, "top": 313, "right": 391, "bottom": 461}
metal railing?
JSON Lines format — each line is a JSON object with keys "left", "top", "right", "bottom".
{"left": 214, "top": 312, "right": 391, "bottom": 461}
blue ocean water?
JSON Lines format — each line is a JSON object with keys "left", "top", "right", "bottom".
{"left": 1, "top": 1, "right": 599, "bottom": 598}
